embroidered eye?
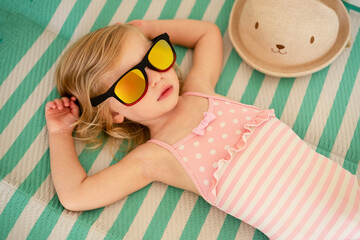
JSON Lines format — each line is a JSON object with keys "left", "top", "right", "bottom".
{"left": 310, "top": 36, "right": 315, "bottom": 44}
{"left": 255, "top": 22, "right": 259, "bottom": 29}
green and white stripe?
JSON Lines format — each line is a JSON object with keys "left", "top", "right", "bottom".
{"left": 1, "top": 0, "right": 359, "bottom": 239}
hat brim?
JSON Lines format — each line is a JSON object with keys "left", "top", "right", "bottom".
{"left": 228, "top": 0, "right": 351, "bottom": 77}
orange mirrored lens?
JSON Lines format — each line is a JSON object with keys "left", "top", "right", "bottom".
{"left": 114, "top": 69, "right": 146, "bottom": 104}
{"left": 148, "top": 39, "right": 174, "bottom": 70}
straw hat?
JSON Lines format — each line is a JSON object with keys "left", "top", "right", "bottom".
{"left": 228, "top": 0, "right": 351, "bottom": 77}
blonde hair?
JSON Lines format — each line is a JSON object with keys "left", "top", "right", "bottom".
{"left": 56, "top": 24, "right": 182, "bottom": 152}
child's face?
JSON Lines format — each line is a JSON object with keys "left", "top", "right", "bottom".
{"left": 104, "top": 31, "right": 180, "bottom": 125}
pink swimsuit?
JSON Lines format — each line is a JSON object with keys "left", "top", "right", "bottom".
{"left": 148, "top": 92, "right": 360, "bottom": 239}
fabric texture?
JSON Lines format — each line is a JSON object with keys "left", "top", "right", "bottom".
{"left": 149, "top": 92, "right": 360, "bottom": 239}
{"left": 148, "top": 91, "right": 275, "bottom": 204}
{"left": 1, "top": 0, "right": 360, "bottom": 239}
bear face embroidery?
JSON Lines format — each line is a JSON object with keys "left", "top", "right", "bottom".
{"left": 238, "top": 0, "right": 339, "bottom": 67}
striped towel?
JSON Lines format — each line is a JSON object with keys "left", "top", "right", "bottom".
{"left": 1, "top": 0, "right": 359, "bottom": 239}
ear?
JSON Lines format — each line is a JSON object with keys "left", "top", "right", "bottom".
{"left": 112, "top": 111, "right": 125, "bottom": 123}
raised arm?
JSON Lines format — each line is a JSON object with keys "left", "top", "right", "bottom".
{"left": 45, "top": 97, "right": 152, "bottom": 211}
{"left": 129, "top": 19, "right": 223, "bottom": 94}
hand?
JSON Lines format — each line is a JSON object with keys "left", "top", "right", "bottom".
{"left": 127, "top": 20, "right": 151, "bottom": 38}
{"left": 127, "top": 19, "right": 143, "bottom": 28}
{"left": 45, "top": 97, "right": 79, "bottom": 134}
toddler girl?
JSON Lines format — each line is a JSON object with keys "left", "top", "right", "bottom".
{"left": 45, "top": 19, "right": 360, "bottom": 239}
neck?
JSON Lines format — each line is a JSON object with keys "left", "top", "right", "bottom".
{"left": 143, "top": 96, "right": 184, "bottom": 139}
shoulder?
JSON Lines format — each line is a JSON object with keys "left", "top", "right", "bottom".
{"left": 129, "top": 142, "right": 176, "bottom": 180}
{"left": 128, "top": 142, "right": 164, "bottom": 164}
{"left": 130, "top": 141, "right": 168, "bottom": 157}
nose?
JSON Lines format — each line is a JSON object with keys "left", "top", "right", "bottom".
{"left": 276, "top": 44, "right": 285, "bottom": 50}
{"left": 145, "top": 67, "right": 161, "bottom": 87}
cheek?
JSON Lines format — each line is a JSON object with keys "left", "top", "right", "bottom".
{"left": 109, "top": 98, "right": 122, "bottom": 110}
{"left": 168, "top": 69, "right": 180, "bottom": 88}
{"left": 108, "top": 98, "right": 127, "bottom": 117}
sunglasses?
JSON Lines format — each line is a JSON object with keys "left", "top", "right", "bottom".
{"left": 90, "top": 33, "right": 176, "bottom": 107}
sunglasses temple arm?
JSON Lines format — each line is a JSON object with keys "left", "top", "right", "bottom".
{"left": 90, "top": 93, "right": 109, "bottom": 107}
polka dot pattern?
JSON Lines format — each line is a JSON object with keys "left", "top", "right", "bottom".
{"left": 153, "top": 93, "right": 267, "bottom": 202}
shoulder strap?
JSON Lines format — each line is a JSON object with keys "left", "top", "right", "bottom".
{"left": 182, "top": 91, "right": 215, "bottom": 113}
{"left": 182, "top": 91, "right": 212, "bottom": 98}
{"left": 147, "top": 139, "right": 174, "bottom": 151}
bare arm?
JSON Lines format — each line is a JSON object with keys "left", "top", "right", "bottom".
{"left": 46, "top": 97, "right": 152, "bottom": 211}
{"left": 129, "top": 19, "right": 223, "bottom": 94}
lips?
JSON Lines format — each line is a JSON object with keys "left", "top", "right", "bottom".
{"left": 158, "top": 85, "right": 173, "bottom": 101}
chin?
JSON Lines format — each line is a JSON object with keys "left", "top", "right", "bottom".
{"left": 166, "top": 92, "right": 179, "bottom": 109}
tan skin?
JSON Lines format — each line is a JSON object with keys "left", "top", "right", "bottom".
{"left": 45, "top": 19, "right": 223, "bottom": 211}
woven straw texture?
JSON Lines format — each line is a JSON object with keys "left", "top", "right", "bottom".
{"left": 1, "top": 0, "right": 359, "bottom": 239}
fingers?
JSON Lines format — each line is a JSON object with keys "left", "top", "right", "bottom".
{"left": 46, "top": 97, "right": 78, "bottom": 111}
{"left": 45, "top": 101, "right": 56, "bottom": 110}
{"left": 127, "top": 20, "right": 144, "bottom": 29}
{"left": 127, "top": 20, "right": 140, "bottom": 26}
{"left": 69, "top": 97, "right": 80, "bottom": 117}
{"left": 54, "top": 99, "right": 64, "bottom": 110}
{"left": 62, "top": 97, "right": 70, "bottom": 107}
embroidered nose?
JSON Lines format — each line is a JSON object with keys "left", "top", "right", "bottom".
{"left": 276, "top": 44, "right": 285, "bottom": 50}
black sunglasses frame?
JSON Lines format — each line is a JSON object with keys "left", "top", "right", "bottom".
{"left": 90, "top": 33, "right": 176, "bottom": 107}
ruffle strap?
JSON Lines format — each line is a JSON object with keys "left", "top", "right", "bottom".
{"left": 209, "top": 109, "right": 275, "bottom": 204}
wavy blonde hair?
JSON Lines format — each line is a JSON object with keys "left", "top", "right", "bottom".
{"left": 56, "top": 24, "right": 182, "bottom": 152}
